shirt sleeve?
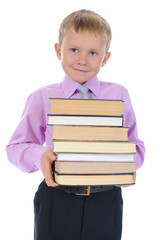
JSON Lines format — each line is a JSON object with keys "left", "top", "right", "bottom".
{"left": 122, "top": 88, "right": 145, "bottom": 170}
{"left": 6, "top": 90, "right": 48, "bottom": 173}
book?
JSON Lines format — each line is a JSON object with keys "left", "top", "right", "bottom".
{"left": 57, "top": 153, "right": 135, "bottom": 162}
{"left": 48, "top": 115, "right": 123, "bottom": 126}
{"left": 54, "top": 161, "right": 135, "bottom": 174}
{"left": 53, "top": 140, "right": 136, "bottom": 154}
{"left": 49, "top": 98, "right": 123, "bottom": 116}
{"left": 52, "top": 125, "right": 128, "bottom": 141}
{"left": 54, "top": 172, "right": 135, "bottom": 186}
{"left": 48, "top": 98, "right": 136, "bottom": 186}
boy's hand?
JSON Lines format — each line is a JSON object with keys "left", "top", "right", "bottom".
{"left": 41, "top": 150, "right": 58, "bottom": 187}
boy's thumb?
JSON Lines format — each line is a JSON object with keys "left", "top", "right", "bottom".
{"left": 50, "top": 152, "right": 57, "bottom": 161}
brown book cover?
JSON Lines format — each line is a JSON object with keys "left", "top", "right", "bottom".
{"left": 53, "top": 140, "right": 136, "bottom": 154}
{"left": 53, "top": 125, "right": 128, "bottom": 141}
{"left": 54, "top": 172, "right": 135, "bottom": 186}
{"left": 55, "top": 160, "right": 135, "bottom": 174}
{"left": 49, "top": 98, "right": 123, "bottom": 116}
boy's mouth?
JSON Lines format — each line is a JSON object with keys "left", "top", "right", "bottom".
{"left": 72, "top": 66, "right": 90, "bottom": 73}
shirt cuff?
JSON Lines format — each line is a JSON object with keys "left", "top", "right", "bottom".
{"left": 30, "top": 144, "right": 48, "bottom": 171}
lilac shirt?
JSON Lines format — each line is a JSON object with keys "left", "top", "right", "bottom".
{"left": 6, "top": 75, "right": 145, "bottom": 172}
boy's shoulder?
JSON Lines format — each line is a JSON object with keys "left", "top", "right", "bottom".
{"left": 31, "top": 82, "right": 63, "bottom": 98}
{"left": 99, "top": 80, "right": 128, "bottom": 97}
{"left": 98, "top": 80, "right": 130, "bottom": 100}
{"left": 39, "top": 82, "right": 62, "bottom": 92}
{"left": 100, "top": 80, "right": 127, "bottom": 91}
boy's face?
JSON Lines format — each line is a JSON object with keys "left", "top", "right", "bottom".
{"left": 55, "top": 27, "right": 110, "bottom": 84}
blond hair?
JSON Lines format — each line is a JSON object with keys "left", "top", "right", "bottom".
{"left": 58, "top": 9, "right": 112, "bottom": 52}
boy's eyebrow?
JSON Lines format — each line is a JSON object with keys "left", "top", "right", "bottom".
{"left": 68, "top": 44, "right": 80, "bottom": 49}
{"left": 89, "top": 48, "right": 99, "bottom": 52}
{"left": 68, "top": 44, "right": 100, "bottom": 52}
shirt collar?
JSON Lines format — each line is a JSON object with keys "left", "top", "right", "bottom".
{"left": 62, "top": 74, "right": 100, "bottom": 98}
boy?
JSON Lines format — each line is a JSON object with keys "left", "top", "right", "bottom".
{"left": 6, "top": 9, "right": 145, "bottom": 240}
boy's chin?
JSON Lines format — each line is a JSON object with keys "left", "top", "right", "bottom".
{"left": 74, "top": 79, "right": 88, "bottom": 84}
{"left": 69, "top": 74, "right": 91, "bottom": 84}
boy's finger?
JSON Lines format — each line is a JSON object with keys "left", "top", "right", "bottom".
{"left": 45, "top": 163, "right": 58, "bottom": 187}
{"left": 46, "top": 155, "right": 58, "bottom": 187}
{"left": 45, "top": 177, "right": 58, "bottom": 187}
{"left": 48, "top": 152, "right": 57, "bottom": 161}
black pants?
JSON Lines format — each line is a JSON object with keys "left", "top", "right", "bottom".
{"left": 34, "top": 180, "right": 123, "bottom": 240}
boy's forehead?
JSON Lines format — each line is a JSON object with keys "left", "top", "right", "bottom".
{"left": 63, "top": 27, "right": 106, "bottom": 46}
{"left": 67, "top": 26, "right": 105, "bottom": 38}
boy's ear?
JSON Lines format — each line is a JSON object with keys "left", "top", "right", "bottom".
{"left": 101, "top": 52, "right": 111, "bottom": 67}
{"left": 55, "top": 43, "right": 61, "bottom": 60}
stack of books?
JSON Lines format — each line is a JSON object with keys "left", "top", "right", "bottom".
{"left": 48, "top": 98, "right": 136, "bottom": 186}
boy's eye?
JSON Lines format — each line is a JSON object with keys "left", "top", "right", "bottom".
{"left": 90, "top": 51, "right": 97, "bottom": 56}
{"left": 70, "top": 48, "right": 79, "bottom": 53}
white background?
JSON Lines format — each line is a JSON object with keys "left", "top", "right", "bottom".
{"left": 0, "top": 0, "right": 160, "bottom": 239}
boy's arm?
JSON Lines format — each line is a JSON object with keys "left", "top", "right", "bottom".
{"left": 122, "top": 88, "right": 145, "bottom": 170}
{"left": 6, "top": 91, "right": 49, "bottom": 173}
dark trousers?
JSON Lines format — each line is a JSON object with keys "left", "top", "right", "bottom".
{"left": 34, "top": 180, "right": 123, "bottom": 240}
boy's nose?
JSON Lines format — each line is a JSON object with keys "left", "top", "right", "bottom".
{"left": 77, "top": 53, "right": 87, "bottom": 66}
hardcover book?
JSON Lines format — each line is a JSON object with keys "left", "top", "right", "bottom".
{"left": 48, "top": 115, "right": 123, "bottom": 126}
{"left": 54, "top": 172, "right": 135, "bottom": 186}
{"left": 49, "top": 98, "right": 124, "bottom": 116}
{"left": 56, "top": 153, "right": 135, "bottom": 162}
{"left": 55, "top": 160, "right": 135, "bottom": 174}
{"left": 53, "top": 140, "right": 136, "bottom": 154}
{"left": 53, "top": 125, "right": 128, "bottom": 141}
